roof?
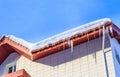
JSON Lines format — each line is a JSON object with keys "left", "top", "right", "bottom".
{"left": 0, "top": 18, "right": 120, "bottom": 65}
{"left": 6, "top": 18, "right": 112, "bottom": 51}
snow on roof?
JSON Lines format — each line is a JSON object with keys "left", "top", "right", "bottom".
{"left": 7, "top": 35, "right": 34, "bottom": 49}
{"left": 6, "top": 18, "right": 111, "bottom": 52}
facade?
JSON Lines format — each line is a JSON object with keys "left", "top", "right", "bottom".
{"left": 0, "top": 18, "right": 120, "bottom": 77}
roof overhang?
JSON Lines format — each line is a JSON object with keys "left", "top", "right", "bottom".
{"left": 32, "top": 21, "right": 112, "bottom": 60}
{"left": 0, "top": 20, "right": 120, "bottom": 65}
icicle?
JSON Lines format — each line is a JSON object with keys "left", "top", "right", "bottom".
{"left": 87, "top": 32, "right": 89, "bottom": 42}
{"left": 62, "top": 41, "right": 65, "bottom": 50}
{"left": 110, "top": 25, "right": 113, "bottom": 33}
{"left": 109, "top": 25, "right": 113, "bottom": 37}
{"left": 67, "top": 38, "right": 73, "bottom": 53}
{"left": 67, "top": 38, "right": 71, "bottom": 47}
{"left": 94, "top": 29, "right": 96, "bottom": 38}
{"left": 70, "top": 40, "right": 73, "bottom": 53}
{"left": 106, "top": 27, "right": 111, "bottom": 39}
{"left": 99, "top": 25, "right": 101, "bottom": 37}
{"left": 52, "top": 43, "right": 55, "bottom": 46}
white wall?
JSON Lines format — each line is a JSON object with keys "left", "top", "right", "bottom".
{"left": 16, "top": 37, "right": 116, "bottom": 77}
{"left": 0, "top": 52, "right": 19, "bottom": 76}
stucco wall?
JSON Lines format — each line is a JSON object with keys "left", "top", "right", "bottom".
{"left": 16, "top": 36, "right": 115, "bottom": 77}
{"left": 0, "top": 52, "right": 19, "bottom": 76}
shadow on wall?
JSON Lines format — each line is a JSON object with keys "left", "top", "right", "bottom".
{"left": 35, "top": 36, "right": 110, "bottom": 67}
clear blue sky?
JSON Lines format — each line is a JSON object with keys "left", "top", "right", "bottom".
{"left": 0, "top": 0, "right": 120, "bottom": 43}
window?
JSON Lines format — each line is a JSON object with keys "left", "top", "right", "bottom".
{"left": 8, "top": 65, "right": 16, "bottom": 73}
{"left": 5, "top": 62, "right": 16, "bottom": 74}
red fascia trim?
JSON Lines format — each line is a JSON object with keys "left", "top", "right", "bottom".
{"left": 32, "top": 28, "right": 103, "bottom": 60}
{"left": 112, "top": 24, "right": 120, "bottom": 35}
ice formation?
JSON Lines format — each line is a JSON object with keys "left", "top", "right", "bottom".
{"left": 5, "top": 18, "right": 111, "bottom": 52}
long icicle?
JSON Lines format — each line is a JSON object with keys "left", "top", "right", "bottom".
{"left": 71, "top": 40, "right": 73, "bottom": 53}
{"left": 67, "top": 38, "right": 73, "bottom": 53}
{"left": 68, "top": 38, "right": 71, "bottom": 47}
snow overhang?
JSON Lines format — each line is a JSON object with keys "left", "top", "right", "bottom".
{"left": 1, "top": 18, "right": 120, "bottom": 64}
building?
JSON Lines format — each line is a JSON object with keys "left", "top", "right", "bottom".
{"left": 0, "top": 18, "right": 120, "bottom": 77}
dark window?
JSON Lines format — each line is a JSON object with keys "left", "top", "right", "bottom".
{"left": 8, "top": 67, "right": 13, "bottom": 73}
{"left": 8, "top": 65, "right": 16, "bottom": 73}
{"left": 13, "top": 65, "right": 16, "bottom": 72}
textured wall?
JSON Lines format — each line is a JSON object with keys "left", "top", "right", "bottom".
{"left": 16, "top": 36, "right": 115, "bottom": 77}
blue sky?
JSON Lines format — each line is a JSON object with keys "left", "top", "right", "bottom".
{"left": 0, "top": 0, "right": 120, "bottom": 43}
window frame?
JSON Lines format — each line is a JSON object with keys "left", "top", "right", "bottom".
{"left": 5, "top": 62, "right": 16, "bottom": 74}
